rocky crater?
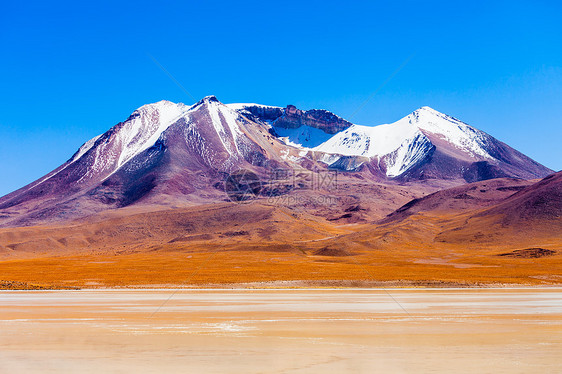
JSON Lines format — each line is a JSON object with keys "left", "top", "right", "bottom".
{"left": 244, "top": 104, "right": 353, "bottom": 134}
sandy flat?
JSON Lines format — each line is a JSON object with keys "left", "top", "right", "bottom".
{"left": 1, "top": 289, "right": 561, "bottom": 373}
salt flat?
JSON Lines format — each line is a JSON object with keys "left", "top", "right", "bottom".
{"left": 1, "top": 289, "right": 561, "bottom": 373}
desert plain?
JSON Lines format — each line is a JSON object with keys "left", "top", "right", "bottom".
{"left": 1, "top": 289, "right": 561, "bottom": 374}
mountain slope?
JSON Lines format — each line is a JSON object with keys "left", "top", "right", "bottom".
{"left": 382, "top": 177, "right": 535, "bottom": 223}
{"left": 435, "top": 171, "right": 562, "bottom": 243}
{"left": 358, "top": 172, "right": 562, "bottom": 247}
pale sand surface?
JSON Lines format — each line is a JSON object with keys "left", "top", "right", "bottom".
{"left": 1, "top": 289, "right": 561, "bottom": 373}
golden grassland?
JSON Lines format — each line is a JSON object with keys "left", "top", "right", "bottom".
{"left": 1, "top": 242, "right": 561, "bottom": 289}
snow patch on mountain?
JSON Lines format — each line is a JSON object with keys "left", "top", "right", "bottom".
{"left": 226, "top": 103, "right": 282, "bottom": 111}
{"left": 26, "top": 101, "right": 192, "bottom": 189}
{"left": 411, "top": 107, "right": 492, "bottom": 159}
{"left": 115, "top": 100, "right": 190, "bottom": 167}
{"left": 318, "top": 153, "right": 344, "bottom": 166}
{"left": 208, "top": 101, "right": 238, "bottom": 156}
{"left": 383, "top": 133, "right": 433, "bottom": 177}
{"left": 280, "top": 149, "right": 301, "bottom": 162}
{"left": 314, "top": 118, "right": 423, "bottom": 158}
{"left": 68, "top": 100, "right": 194, "bottom": 184}
{"left": 273, "top": 125, "right": 333, "bottom": 148}
{"left": 206, "top": 99, "right": 264, "bottom": 162}
{"left": 71, "top": 134, "right": 102, "bottom": 163}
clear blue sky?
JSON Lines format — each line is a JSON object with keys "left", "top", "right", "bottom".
{"left": 1, "top": 0, "right": 561, "bottom": 196}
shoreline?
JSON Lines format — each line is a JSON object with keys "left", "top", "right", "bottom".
{"left": 3, "top": 279, "right": 562, "bottom": 291}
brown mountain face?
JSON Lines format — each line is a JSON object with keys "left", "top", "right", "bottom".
{"left": 382, "top": 177, "right": 536, "bottom": 223}
{"left": 238, "top": 104, "right": 353, "bottom": 134}
{"left": 435, "top": 170, "right": 562, "bottom": 244}
{"left": 350, "top": 171, "right": 562, "bottom": 248}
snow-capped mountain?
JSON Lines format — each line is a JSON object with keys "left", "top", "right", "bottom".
{"left": 312, "top": 111, "right": 433, "bottom": 177}
{"left": 310, "top": 106, "right": 551, "bottom": 181}
{"left": 314, "top": 107, "right": 489, "bottom": 159}
{"left": 0, "top": 97, "right": 553, "bottom": 227}
{"left": 5, "top": 96, "right": 277, "bottom": 199}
